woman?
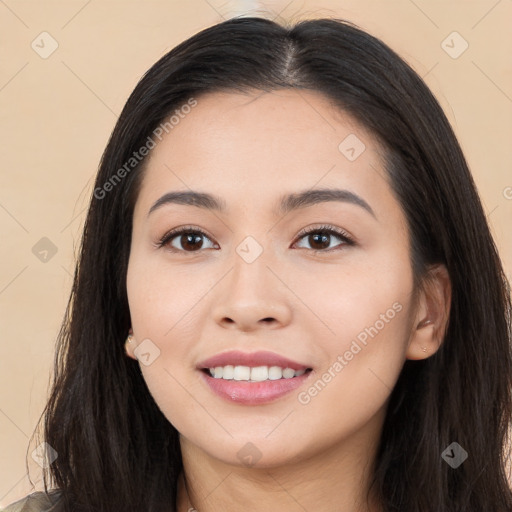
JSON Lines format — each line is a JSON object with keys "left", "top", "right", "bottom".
{"left": 3, "top": 15, "right": 511, "bottom": 512}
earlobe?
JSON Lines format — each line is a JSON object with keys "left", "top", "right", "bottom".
{"left": 125, "top": 329, "right": 137, "bottom": 360}
{"left": 406, "top": 318, "right": 435, "bottom": 360}
{"left": 406, "top": 264, "right": 452, "bottom": 361}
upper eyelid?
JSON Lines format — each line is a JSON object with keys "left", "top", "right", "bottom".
{"left": 295, "top": 224, "right": 352, "bottom": 239}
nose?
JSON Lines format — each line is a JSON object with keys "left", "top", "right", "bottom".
{"left": 211, "top": 249, "right": 293, "bottom": 332}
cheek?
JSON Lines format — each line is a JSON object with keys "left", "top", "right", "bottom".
{"left": 126, "top": 254, "right": 215, "bottom": 410}
{"left": 126, "top": 254, "right": 212, "bottom": 343}
{"left": 126, "top": 256, "right": 205, "bottom": 429}
{"left": 290, "top": 275, "right": 414, "bottom": 450}
{"left": 292, "top": 247, "right": 414, "bottom": 345}
{"left": 292, "top": 250, "right": 414, "bottom": 404}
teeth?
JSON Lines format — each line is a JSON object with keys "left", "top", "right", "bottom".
{"left": 282, "top": 368, "right": 295, "bottom": 379}
{"left": 250, "top": 366, "right": 268, "bottom": 381}
{"left": 208, "top": 365, "right": 308, "bottom": 381}
{"left": 268, "top": 366, "right": 282, "bottom": 380}
{"left": 233, "top": 366, "right": 250, "bottom": 380}
{"left": 220, "top": 365, "right": 234, "bottom": 379}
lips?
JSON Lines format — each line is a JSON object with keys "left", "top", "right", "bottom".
{"left": 196, "top": 350, "right": 312, "bottom": 372}
{"left": 199, "top": 369, "right": 313, "bottom": 405}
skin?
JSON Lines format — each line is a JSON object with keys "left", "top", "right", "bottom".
{"left": 125, "top": 89, "right": 451, "bottom": 512}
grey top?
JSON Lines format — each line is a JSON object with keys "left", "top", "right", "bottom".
{"left": 1, "top": 491, "right": 63, "bottom": 512}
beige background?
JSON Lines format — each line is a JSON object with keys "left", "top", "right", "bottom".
{"left": 1, "top": 0, "right": 511, "bottom": 506}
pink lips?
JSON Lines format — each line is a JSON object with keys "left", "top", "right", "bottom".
{"left": 196, "top": 350, "right": 311, "bottom": 372}
{"left": 196, "top": 350, "right": 313, "bottom": 405}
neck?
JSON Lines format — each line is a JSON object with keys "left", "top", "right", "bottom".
{"left": 176, "top": 411, "right": 385, "bottom": 512}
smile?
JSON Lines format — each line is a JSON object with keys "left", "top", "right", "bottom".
{"left": 199, "top": 366, "right": 314, "bottom": 405}
{"left": 204, "top": 365, "right": 309, "bottom": 381}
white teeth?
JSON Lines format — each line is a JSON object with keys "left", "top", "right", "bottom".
{"left": 268, "top": 366, "right": 282, "bottom": 380}
{"left": 233, "top": 366, "right": 251, "bottom": 380}
{"left": 282, "top": 368, "right": 295, "bottom": 379}
{"left": 207, "top": 365, "right": 308, "bottom": 381}
{"left": 223, "top": 365, "right": 234, "bottom": 379}
{"left": 250, "top": 366, "right": 268, "bottom": 381}
{"left": 213, "top": 366, "right": 229, "bottom": 379}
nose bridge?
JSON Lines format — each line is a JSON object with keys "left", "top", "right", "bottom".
{"left": 211, "top": 231, "right": 292, "bottom": 329}
{"left": 232, "top": 235, "right": 269, "bottom": 290}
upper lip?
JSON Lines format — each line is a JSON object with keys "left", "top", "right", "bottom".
{"left": 196, "top": 350, "right": 311, "bottom": 371}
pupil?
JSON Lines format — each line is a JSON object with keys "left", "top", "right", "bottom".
{"left": 311, "top": 233, "right": 329, "bottom": 249}
{"left": 183, "top": 233, "right": 202, "bottom": 250}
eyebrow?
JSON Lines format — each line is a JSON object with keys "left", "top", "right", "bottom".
{"left": 147, "top": 188, "right": 376, "bottom": 219}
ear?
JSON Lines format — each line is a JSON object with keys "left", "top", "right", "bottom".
{"left": 406, "top": 264, "right": 452, "bottom": 360}
{"left": 125, "top": 328, "right": 138, "bottom": 360}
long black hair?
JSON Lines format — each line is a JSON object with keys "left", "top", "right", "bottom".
{"left": 37, "top": 16, "right": 512, "bottom": 512}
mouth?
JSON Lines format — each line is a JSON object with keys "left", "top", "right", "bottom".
{"left": 198, "top": 366, "right": 314, "bottom": 405}
{"left": 196, "top": 350, "right": 314, "bottom": 405}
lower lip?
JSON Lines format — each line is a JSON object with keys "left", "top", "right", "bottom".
{"left": 199, "top": 369, "right": 313, "bottom": 405}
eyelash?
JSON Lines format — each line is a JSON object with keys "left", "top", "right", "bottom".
{"left": 156, "top": 224, "right": 355, "bottom": 254}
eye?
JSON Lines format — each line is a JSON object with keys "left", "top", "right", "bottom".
{"left": 293, "top": 224, "right": 355, "bottom": 252}
{"left": 156, "top": 225, "right": 218, "bottom": 253}
{"left": 156, "top": 223, "right": 355, "bottom": 254}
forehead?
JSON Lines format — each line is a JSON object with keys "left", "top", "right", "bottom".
{"left": 159, "top": 88, "right": 368, "bottom": 152}
{"left": 134, "top": 89, "right": 395, "bottom": 219}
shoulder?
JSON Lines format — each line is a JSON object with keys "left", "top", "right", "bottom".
{"left": 1, "top": 491, "right": 64, "bottom": 512}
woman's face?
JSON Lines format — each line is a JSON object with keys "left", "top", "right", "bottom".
{"left": 126, "top": 89, "right": 421, "bottom": 468}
